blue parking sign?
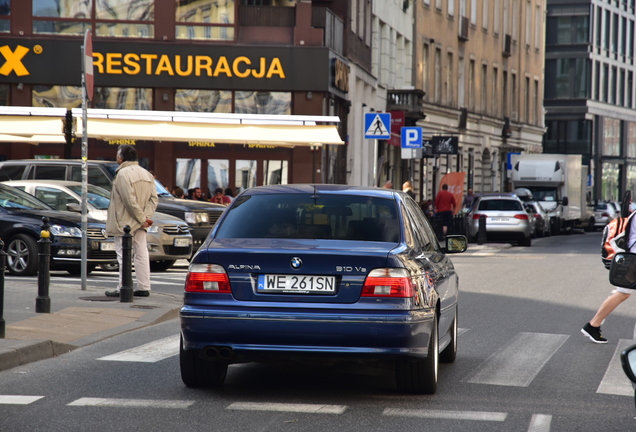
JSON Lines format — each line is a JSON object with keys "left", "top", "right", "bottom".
{"left": 401, "top": 127, "right": 423, "bottom": 148}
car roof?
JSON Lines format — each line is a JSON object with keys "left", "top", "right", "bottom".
{"left": 241, "top": 184, "right": 402, "bottom": 198}
{"left": 475, "top": 193, "right": 520, "bottom": 200}
{"left": 2, "top": 179, "right": 85, "bottom": 187}
{"left": 0, "top": 159, "right": 115, "bottom": 165}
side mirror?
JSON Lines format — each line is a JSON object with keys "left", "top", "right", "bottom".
{"left": 445, "top": 235, "right": 467, "bottom": 253}
{"left": 609, "top": 252, "right": 636, "bottom": 288}
{"left": 621, "top": 344, "right": 636, "bottom": 383}
{"left": 66, "top": 203, "right": 81, "bottom": 213}
{"left": 562, "top": 197, "right": 569, "bottom": 206}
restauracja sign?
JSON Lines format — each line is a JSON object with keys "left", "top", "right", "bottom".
{"left": 0, "top": 39, "right": 334, "bottom": 92}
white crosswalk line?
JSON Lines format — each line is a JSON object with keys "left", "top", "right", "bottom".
{"left": 68, "top": 398, "right": 194, "bottom": 409}
{"left": 97, "top": 335, "right": 179, "bottom": 363}
{"left": 0, "top": 395, "right": 44, "bottom": 405}
{"left": 227, "top": 402, "right": 347, "bottom": 414}
{"left": 383, "top": 408, "right": 507, "bottom": 421}
{"left": 527, "top": 414, "right": 551, "bottom": 432}
{"left": 465, "top": 332, "right": 569, "bottom": 387}
{"left": 596, "top": 338, "right": 634, "bottom": 396}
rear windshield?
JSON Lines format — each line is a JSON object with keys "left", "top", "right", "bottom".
{"left": 478, "top": 199, "right": 523, "bottom": 211}
{"left": 215, "top": 193, "right": 400, "bottom": 242}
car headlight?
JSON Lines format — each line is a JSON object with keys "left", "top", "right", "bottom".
{"left": 50, "top": 224, "right": 82, "bottom": 237}
{"left": 184, "top": 212, "right": 209, "bottom": 224}
{"left": 147, "top": 225, "right": 160, "bottom": 233}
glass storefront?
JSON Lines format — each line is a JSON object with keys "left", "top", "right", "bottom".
{"left": 32, "top": 85, "right": 82, "bottom": 108}
{"left": 176, "top": 158, "right": 202, "bottom": 194}
{"left": 175, "top": 89, "right": 232, "bottom": 113}
{"left": 208, "top": 159, "right": 230, "bottom": 193}
{"left": 263, "top": 160, "right": 288, "bottom": 185}
{"left": 235, "top": 159, "right": 256, "bottom": 192}
{"left": 601, "top": 162, "right": 620, "bottom": 201}
{"left": 175, "top": 0, "right": 234, "bottom": 41}
{"left": 602, "top": 117, "right": 621, "bottom": 156}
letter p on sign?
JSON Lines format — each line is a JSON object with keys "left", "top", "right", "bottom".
{"left": 401, "top": 127, "right": 423, "bottom": 149}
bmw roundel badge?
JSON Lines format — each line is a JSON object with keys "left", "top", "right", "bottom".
{"left": 291, "top": 257, "right": 302, "bottom": 269}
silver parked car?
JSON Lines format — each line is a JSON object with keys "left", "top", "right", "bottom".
{"left": 2, "top": 180, "right": 193, "bottom": 271}
{"left": 524, "top": 201, "right": 551, "bottom": 238}
{"left": 594, "top": 201, "right": 619, "bottom": 230}
{"left": 466, "top": 193, "right": 532, "bottom": 246}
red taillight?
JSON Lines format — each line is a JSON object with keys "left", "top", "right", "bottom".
{"left": 361, "top": 268, "right": 415, "bottom": 298}
{"left": 185, "top": 264, "right": 231, "bottom": 293}
{"left": 472, "top": 213, "right": 484, "bottom": 220}
{"left": 534, "top": 214, "right": 541, "bottom": 220}
{"left": 514, "top": 214, "right": 529, "bottom": 220}
{"left": 602, "top": 212, "right": 610, "bottom": 217}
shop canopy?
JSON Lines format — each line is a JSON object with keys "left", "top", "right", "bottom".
{"left": 0, "top": 107, "right": 343, "bottom": 147}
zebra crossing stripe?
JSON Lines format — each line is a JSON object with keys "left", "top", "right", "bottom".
{"left": 383, "top": 408, "right": 507, "bottom": 421}
{"left": 596, "top": 338, "right": 634, "bottom": 396}
{"left": 0, "top": 395, "right": 44, "bottom": 405}
{"left": 465, "top": 332, "right": 569, "bottom": 387}
{"left": 67, "top": 398, "right": 194, "bottom": 409}
{"left": 527, "top": 414, "right": 552, "bottom": 432}
{"left": 97, "top": 335, "right": 179, "bottom": 363}
{"left": 227, "top": 402, "right": 347, "bottom": 414}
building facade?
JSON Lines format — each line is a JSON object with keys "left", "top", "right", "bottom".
{"left": 545, "top": 0, "right": 636, "bottom": 201}
{"left": 0, "top": 0, "right": 357, "bottom": 197}
{"left": 414, "top": 0, "right": 547, "bottom": 200}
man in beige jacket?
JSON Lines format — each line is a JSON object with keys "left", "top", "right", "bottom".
{"left": 105, "top": 145, "right": 158, "bottom": 297}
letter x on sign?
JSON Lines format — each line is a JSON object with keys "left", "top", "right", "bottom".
{"left": 0, "top": 45, "right": 30, "bottom": 76}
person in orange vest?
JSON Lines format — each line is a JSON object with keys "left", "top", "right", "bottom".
{"left": 434, "top": 183, "right": 456, "bottom": 237}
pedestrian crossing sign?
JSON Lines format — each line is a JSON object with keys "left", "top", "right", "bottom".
{"left": 364, "top": 112, "right": 391, "bottom": 139}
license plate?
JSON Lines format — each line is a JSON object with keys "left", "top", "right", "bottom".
{"left": 100, "top": 242, "right": 115, "bottom": 251}
{"left": 490, "top": 217, "right": 509, "bottom": 221}
{"left": 174, "top": 238, "right": 192, "bottom": 247}
{"left": 257, "top": 274, "right": 336, "bottom": 294}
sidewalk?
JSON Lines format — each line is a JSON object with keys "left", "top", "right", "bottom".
{"left": 0, "top": 277, "right": 182, "bottom": 372}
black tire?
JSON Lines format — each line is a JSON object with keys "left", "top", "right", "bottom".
{"left": 150, "top": 260, "right": 176, "bottom": 272}
{"left": 439, "top": 306, "right": 457, "bottom": 363}
{"left": 180, "top": 336, "right": 228, "bottom": 388}
{"left": 6, "top": 234, "right": 39, "bottom": 276}
{"left": 521, "top": 235, "right": 531, "bottom": 247}
{"left": 395, "top": 313, "right": 438, "bottom": 394}
{"left": 585, "top": 217, "right": 595, "bottom": 232}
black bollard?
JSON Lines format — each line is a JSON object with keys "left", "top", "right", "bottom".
{"left": 36, "top": 217, "right": 51, "bottom": 313}
{"left": 120, "top": 225, "right": 134, "bottom": 303}
{"left": 0, "top": 238, "right": 6, "bottom": 338}
{"left": 477, "top": 214, "right": 487, "bottom": 245}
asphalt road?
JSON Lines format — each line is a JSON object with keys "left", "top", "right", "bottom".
{"left": 2, "top": 232, "right": 636, "bottom": 431}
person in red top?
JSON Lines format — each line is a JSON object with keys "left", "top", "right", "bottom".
{"left": 434, "top": 183, "right": 456, "bottom": 237}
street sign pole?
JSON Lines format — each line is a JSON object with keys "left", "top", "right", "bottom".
{"left": 81, "top": 30, "right": 93, "bottom": 291}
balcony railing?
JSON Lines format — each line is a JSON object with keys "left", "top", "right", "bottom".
{"left": 239, "top": 5, "right": 295, "bottom": 27}
{"left": 386, "top": 90, "right": 426, "bottom": 118}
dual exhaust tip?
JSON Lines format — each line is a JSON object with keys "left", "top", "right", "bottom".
{"left": 203, "top": 346, "right": 233, "bottom": 360}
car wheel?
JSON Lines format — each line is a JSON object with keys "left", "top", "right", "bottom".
{"left": 395, "top": 313, "right": 438, "bottom": 394}
{"left": 150, "top": 260, "right": 176, "bottom": 272}
{"left": 585, "top": 217, "right": 595, "bottom": 232}
{"left": 521, "top": 235, "right": 532, "bottom": 247}
{"left": 180, "top": 336, "right": 228, "bottom": 388}
{"left": 439, "top": 306, "right": 457, "bottom": 363}
{"left": 100, "top": 263, "right": 119, "bottom": 271}
{"left": 6, "top": 234, "right": 39, "bottom": 276}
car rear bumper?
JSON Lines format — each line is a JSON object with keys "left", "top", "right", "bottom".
{"left": 180, "top": 305, "right": 435, "bottom": 359}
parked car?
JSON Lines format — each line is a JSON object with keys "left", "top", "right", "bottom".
{"left": 524, "top": 201, "right": 551, "bottom": 238}
{"left": 2, "top": 180, "right": 193, "bottom": 271}
{"left": 0, "top": 159, "right": 225, "bottom": 254}
{"left": 465, "top": 193, "right": 532, "bottom": 246}
{"left": 180, "top": 185, "right": 467, "bottom": 394}
{"left": 594, "top": 201, "right": 620, "bottom": 230}
{"left": 0, "top": 183, "right": 117, "bottom": 276}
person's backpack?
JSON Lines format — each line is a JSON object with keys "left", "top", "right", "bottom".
{"left": 601, "top": 191, "right": 634, "bottom": 269}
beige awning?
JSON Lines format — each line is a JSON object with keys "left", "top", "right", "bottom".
{"left": 0, "top": 108, "right": 343, "bottom": 147}
{"left": 78, "top": 118, "right": 344, "bottom": 146}
{"left": 0, "top": 116, "right": 66, "bottom": 144}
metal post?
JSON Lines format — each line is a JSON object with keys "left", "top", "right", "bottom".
{"left": 36, "top": 217, "right": 51, "bottom": 314}
{"left": 120, "top": 225, "right": 134, "bottom": 303}
{"left": 477, "top": 214, "right": 487, "bottom": 245}
{"left": 0, "top": 238, "right": 6, "bottom": 338}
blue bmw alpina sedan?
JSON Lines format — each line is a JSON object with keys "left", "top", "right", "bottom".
{"left": 180, "top": 184, "right": 467, "bottom": 394}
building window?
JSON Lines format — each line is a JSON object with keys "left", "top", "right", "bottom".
{"left": 32, "top": 85, "right": 81, "bottom": 108}
{"left": 512, "top": 0, "right": 519, "bottom": 42}
{"left": 0, "top": 84, "right": 8, "bottom": 105}
{"left": 469, "top": 59, "right": 475, "bottom": 110}
{"left": 603, "top": 117, "right": 621, "bottom": 156}
{"left": 502, "top": 70, "right": 508, "bottom": 115}
{"left": 422, "top": 43, "right": 429, "bottom": 101}
{"left": 511, "top": 73, "right": 517, "bottom": 119}
{"left": 482, "top": 0, "right": 489, "bottom": 30}
{"left": 176, "top": 0, "right": 235, "bottom": 41}
{"left": 604, "top": 9, "right": 611, "bottom": 51}
{"left": 534, "top": 79, "right": 539, "bottom": 126}
{"left": 534, "top": 5, "right": 541, "bottom": 49}
{"left": 493, "top": 0, "right": 500, "bottom": 35}
{"left": 33, "top": 0, "right": 155, "bottom": 37}
{"left": 525, "top": 0, "right": 531, "bottom": 47}
{"left": 445, "top": 52, "right": 453, "bottom": 106}
{"left": 94, "top": 88, "right": 153, "bottom": 110}
{"left": 492, "top": 66, "right": 498, "bottom": 116}
{"left": 434, "top": 48, "right": 441, "bottom": 103}
{"left": 628, "top": 122, "right": 636, "bottom": 158}
{"left": 481, "top": 64, "right": 487, "bottom": 112}
{"left": 263, "top": 160, "right": 287, "bottom": 185}
{"left": 0, "top": 0, "right": 8, "bottom": 32}
{"left": 628, "top": 71, "right": 634, "bottom": 108}
{"left": 448, "top": 0, "right": 455, "bottom": 17}
{"left": 236, "top": 159, "right": 257, "bottom": 191}
{"left": 470, "top": 0, "right": 477, "bottom": 25}
{"left": 175, "top": 89, "right": 232, "bottom": 113}
{"left": 619, "top": 68, "right": 625, "bottom": 106}
{"left": 234, "top": 91, "right": 291, "bottom": 114}
{"left": 594, "top": 61, "right": 601, "bottom": 100}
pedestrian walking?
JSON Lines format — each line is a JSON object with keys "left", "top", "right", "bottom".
{"left": 402, "top": 181, "right": 416, "bottom": 200}
{"left": 105, "top": 145, "right": 158, "bottom": 298}
{"left": 462, "top": 188, "right": 475, "bottom": 210}
{"left": 434, "top": 183, "right": 456, "bottom": 237}
{"left": 171, "top": 186, "right": 185, "bottom": 199}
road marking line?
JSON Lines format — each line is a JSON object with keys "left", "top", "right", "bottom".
{"left": 383, "top": 408, "right": 507, "bottom": 421}
{"left": 597, "top": 338, "right": 634, "bottom": 396}
{"left": 465, "top": 332, "right": 569, "bottom": 387}
{"left": 528, "top": 414, "right": 552, "bottom": 432}
{"left": 227, "top": 402, "right": 347, "bottom": 414}
{"left": 97, "top": 335, "right": 179, "bottom": 363}
{"left": 0, "top": 395, "right": 44, "bottom": 405}
{"left": 458, "top": 328, "right": 469, "bottom": 337}
{"left": 67, "top": 398, "right": 194, "bottom": 409}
